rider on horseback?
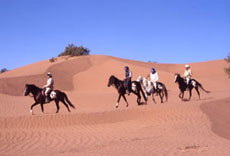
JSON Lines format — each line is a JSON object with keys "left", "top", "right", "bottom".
{"left": 184, "top": 64, "right": 192, "bottom": 85}
{"left": 147, "top": 67, "right": 159, "bottom": 92}
{"left": 124, "top": 66, "right": 132, "bottom": 95}
{"left": 43, "top": 72, "right": 54, "bottom": 103}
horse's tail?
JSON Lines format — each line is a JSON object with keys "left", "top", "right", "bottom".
{"left": 64, "top": 93, "right": 75, "bottom": 109}
{"left": 137, "top": 82, "right": 147, "bottom": 102}
{"left": 196, "top": 81, "right": 211, "bottom": 93}
{"left": 159, "top": 82, "right": 168, "bottom": 102}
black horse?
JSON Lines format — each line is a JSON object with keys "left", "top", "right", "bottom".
{"left": 174, "top": 74, "right": 210, "bottom": 101}
{"left": 24, "top": 84, "right": 75, "bottom": 114}
{"left": 107, "top": 75, "right": 147, "bottom": 108}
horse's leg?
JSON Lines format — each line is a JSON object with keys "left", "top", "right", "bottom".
{"left": 60, "top": 99, "right": 70, "bottom": 112}
{"left": 189, "top": 89, "right": 192, "bottom": 101}
{"left": 131, "top": 90, "right": 141, "bottom": 105}
{"left": 161, "top": 90, "right": 164, "bottom": 102}
{"left": 182, "top": 92, "right": 185, "bottom": 101}
{"left": 179, "top": 92, "right": 182, "bottom": 99}
{"left": 179, "top": 91, "right": 184, "bottom": 101}
{"left": 116, "top": 94, "right": 122, "bottom": 108}
{"left": 122, "top": 95, "right": 129, "bottom": 107}
{"left": 152, "top": 93, "right": 156, "bottom": 104}
{"left": 195, "top": 86, "right": 200, "bottom": 99}
{"left": 40, "top": 103, "right": 44, "bottom": 113}
{"left": 30, "top": 102, "right": 39, "bottom": 115}
{"left": 55, "top": 100, "right": 60, "bottom": 113}
{"left": 137, "top": 92, "right": 141, "bottom": 105}
{"left": 159, "top": 91, "right": 163, "bottom": 103}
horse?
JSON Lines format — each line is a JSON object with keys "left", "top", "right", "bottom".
{"left": 137, "top": 75, "right": 168, "bottom": 103}
{"left": 174, "top": 74, "right": 210, "bottom": 101}
{"left": 23, "top": 84, "right": 75, "bottom": 114}
{"left": 107, "top": 75, "right": 147, "bottom": 108}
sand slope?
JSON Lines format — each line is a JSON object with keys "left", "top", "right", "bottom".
{"left": 0, "top": 55, "right": 230, "bottom": 156}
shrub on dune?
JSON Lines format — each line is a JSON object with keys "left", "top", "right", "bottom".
{"left": 58, "top": 44, "right": 90, "bottom": 57}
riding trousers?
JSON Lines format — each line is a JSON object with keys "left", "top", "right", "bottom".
{"left": 124, "top": 78, "right": 132, "bottom": 91}
{"left": 45, "top": 87, "right": 52, "bottom": 96}
{"left": 186, "top": 77, "right": 191, "bottom": 85}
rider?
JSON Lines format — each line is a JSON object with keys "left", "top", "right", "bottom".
{"left": 147, "top": 67, "right": 159, "bottom": 91}
{"left": 43, "top": 72, "right": 54, "bottom": 103}
{"left": 124, "top": 66, "right": 132, "bottom": 95}
{"left": 184, "top": 64, "right": 192, "bottom": 85}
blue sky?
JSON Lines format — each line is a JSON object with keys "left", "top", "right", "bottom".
{"left": 0, "top": 0, "right": 229, "bottom": 70}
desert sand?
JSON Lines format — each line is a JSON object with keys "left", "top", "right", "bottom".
{"left": 0, "top": 55, "right": 230, "bottom": 156}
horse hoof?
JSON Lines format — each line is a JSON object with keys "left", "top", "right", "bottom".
{"left": 30, "top": 110, "right": 33, "bottom": 114}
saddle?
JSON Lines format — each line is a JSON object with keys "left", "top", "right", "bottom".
{"left": 42, "top": 88, "right": 57, "bottom": 99}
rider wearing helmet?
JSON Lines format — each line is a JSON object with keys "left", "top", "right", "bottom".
{"left": 124, "top": 66, "right": 132, "bottom": 95}
{"left": 43, "top": 72, "right": 54, "bottom": 103}
{"left": 147, "top": 67, "right": 159, "bottom": 90}
{"left": 184, "top": 64, "right": 192, "bottom": 85}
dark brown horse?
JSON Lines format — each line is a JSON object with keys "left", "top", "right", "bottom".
{"left": 24, "top": 84, "right": 75, "bottom": 114}
{"left": 107, "top": 75, "right": 147, "bottom": 108}
{"left": 174, "top": 74, "right": 210, "bottom": 101}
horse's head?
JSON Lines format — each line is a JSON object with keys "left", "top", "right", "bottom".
{"left": 24, "top": 84, "right": 30, "bottom": 96}
{"left": 107, "top": 75, "right": 115, "bottom": 87}
{"left": 23, "top": 84, "right": 39, "bottom": 96}
{"left": 174, "top": 73, "right": 181, "bottom": 83}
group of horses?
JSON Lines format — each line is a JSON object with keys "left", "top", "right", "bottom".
{"left": 107, "top": 74, "right": 210, "bottom": 108}
{"left": 24, "top": 73, "right": 210, "bottom": 114}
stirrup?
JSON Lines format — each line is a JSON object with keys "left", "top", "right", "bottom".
{"left": 45, "top": 97, "right": 50, "bottom": 103}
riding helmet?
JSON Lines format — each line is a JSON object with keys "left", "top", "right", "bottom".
{"left": 47, "top": 72, "right": 52, "bottom": 77}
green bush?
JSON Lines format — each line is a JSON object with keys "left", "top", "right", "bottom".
{"left": 58, "top": 44, "right": 90, "bottom": 57}
{"left": 49, "top": 57, "right": 56, "bottom": 63}
{"left": 0, "top": 68, "right": 8, "bottom": 73}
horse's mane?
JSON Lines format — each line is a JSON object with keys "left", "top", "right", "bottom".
{"left": 26, "top": 84, "right": 42, "bottom": 90}
{"left": 111, "top": 75, "right": 122, "bottom": 82}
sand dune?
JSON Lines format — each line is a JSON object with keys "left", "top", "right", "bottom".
{"left": 0, "top": 55, "right": 230, "bottom": 156}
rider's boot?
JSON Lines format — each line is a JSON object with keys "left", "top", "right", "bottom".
{"left": 45, "top": 96, "right": 50, "bottom": 103}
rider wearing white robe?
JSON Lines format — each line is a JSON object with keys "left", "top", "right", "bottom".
{"left": 147, "top": 68, "right": 159, "bottom": 90}
{"left": 43, "top": 72, "right": 54, "bottom": 102}
{"left": 184, "top": 64, "right": 192, "bottom": 85}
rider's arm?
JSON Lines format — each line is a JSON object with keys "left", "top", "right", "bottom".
{"left": 189, "top": 70, "right": 192, "bottom": 77}
{"left": 129, "top": 71, "right": 132, "bottom": 78}
{"left": 155, "top": 72, "right": 159, "bottom": 81}
{"left": 183, "top": 70, "right": 187, "bottom": 77}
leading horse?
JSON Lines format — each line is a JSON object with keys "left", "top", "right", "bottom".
{"left": 174, "top": 74, "right": 210, "bottom": 101}
{"left": 24, "top": 84, "right": 75, "bottom": 114}
{"left": 107, "top": 75, "right": 147, "bottom": 108}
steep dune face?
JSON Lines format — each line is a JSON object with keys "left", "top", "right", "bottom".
{"left": 0, "top": 56, "right": 92, "bottom": 96}
{"left": 0, "top": 55, "right": 230, "bottom": 156}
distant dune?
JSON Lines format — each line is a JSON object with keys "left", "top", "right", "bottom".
{"left": 0, "top": 55, "right": 230, "bottom": 156}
